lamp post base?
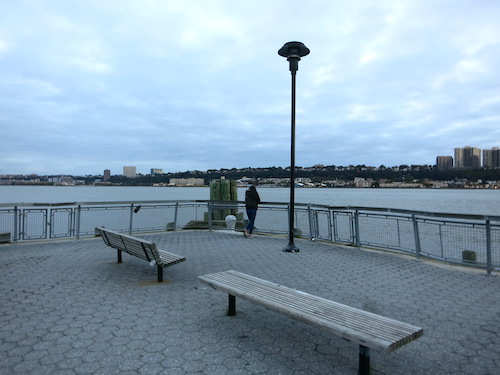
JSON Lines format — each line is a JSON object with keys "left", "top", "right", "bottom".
{"left": 283, "top": 243, "right": 300, "bottom": 252}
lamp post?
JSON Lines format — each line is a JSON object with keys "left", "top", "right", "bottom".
{"left": 278, "top": 41, "right": 310, "bottom": 253}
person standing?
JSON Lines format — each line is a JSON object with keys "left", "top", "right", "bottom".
{"left": 243, "top": 185, "right": 261, "bottom": 238}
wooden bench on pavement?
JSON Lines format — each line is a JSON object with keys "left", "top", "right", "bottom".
{"left": 96, "top": 227, "right": 186, "bottom": 282}
{"left": 198, "top": 270, "right": 423, "bottom": 375}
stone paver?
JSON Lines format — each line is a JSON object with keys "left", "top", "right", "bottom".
{"left": 1, "top": 230, "right": 499, "bottom": 374}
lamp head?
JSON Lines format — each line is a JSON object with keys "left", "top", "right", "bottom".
{"left": 278, "top": 41, "right": 310, "bottom": 72}
{"left": 278, "top": 41, "right": 310, "bottom": 58}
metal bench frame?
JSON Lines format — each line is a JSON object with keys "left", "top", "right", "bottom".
{"left": 199, "top": 270, "right": 423, "bottom": 375}
{"left": 96, "top": 227, "right": 186, "bottom": 282}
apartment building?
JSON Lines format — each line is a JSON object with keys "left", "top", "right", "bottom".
{"left": 483, "top": 147, "right": 500, "bottom": 169}
{"left": 436, "top": 156, "right": 453, "bottom": 171}
{"left": 123, "top": 166, "right": 137, "bottom": 178}
{"left": 454, "top": 146, "right": 481, "bottom": 169}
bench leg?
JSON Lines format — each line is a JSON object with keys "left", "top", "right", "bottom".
{"left": 117, "top": 250, "right": 122, "bottom": 263}
{"left": 228, "top": 294, "right": 236, "bottom": 316}
{"left": 358, "top": 345, "right": 370, "bottom": 375}
{"left": 157, "top": 266, "right": 163, "bottom": 282}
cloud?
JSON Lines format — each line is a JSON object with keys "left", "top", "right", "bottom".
{"left": 0, "top": 0, "right": 500, "bottom": 175}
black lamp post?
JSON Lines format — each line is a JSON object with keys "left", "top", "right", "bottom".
{"left": 278, "top": 41, "right": 310, "bottom": 253}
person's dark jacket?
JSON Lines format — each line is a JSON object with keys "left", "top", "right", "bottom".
{"left": 245, "top": 186, "right": 261, "bottom": 210}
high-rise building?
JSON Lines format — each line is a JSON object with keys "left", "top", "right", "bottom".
{"left": 483, "top": 147, "right": 500, "bottom": 168}
{"left": 483, "top": 149, "right": 493, "bottom": 168}
{"left": 151, "top": 168, "right": 163, "bottom": 175}
{"left": 495, "top": 148, "right": 500, "bottom": 169}
{"left": 103, "top": 169, "right": 111, "bottom": 181}
{"left": 436, "top": 156, "right": 453, "bottom": 171}
{"left": 454, "top": 146, "right": 481, "bottom": 169}
{"left": 123, "top": 166, "right": 137, "bottom": 178}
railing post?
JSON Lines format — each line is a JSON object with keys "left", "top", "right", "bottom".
{"left": 68, "top": 208, "right": 73, "bottom": 238}
{"left": 327, "top": 210, "right": 332, "bottom": 242}
{"left": 314, "top": 209, "right": 320, "bottom": 240}
{"left": 173, "top": 202, "right": 179, "bottom": 231}
{"left": 396, "top": 219, "right": 402, "bottom": 249}
{"left": 47, "top": 208, "right": 52, "bottom": 239}
{"left": 70, "top": 207, "right": 75, "bottom": 237}
{"left": 412, "top": 214, "right": 421, "bottom": 259}
{"left": 208, "top": 202, "right": 213, "bottom": 231}
{"left": 438, "top": 224, "right": 445, "bottom": 258}
{"left": 331, "top": 210, "right": 337, "bottom": 242}
{"left": 308, "top": 204, "right": 314, "bottom": 240}
{"left": 486, "top": 219, "right": 492, "bottom": 275}
{"left": 43, "top": 209, "right": 49, "bottom": 240}
{"left": 20, "top": 208, "right": 25, "bottom": 241}
{"left": 129, "top": 204, "right": 134, "bottom": 234}
{"left": 13, "top": 206, "right": 19, "bottom": 243}
{"left": 76, "top": 205, "right": 81, "bottom": 240}
{"left": 354, "top": 210, "right": 360, "bottom": 246}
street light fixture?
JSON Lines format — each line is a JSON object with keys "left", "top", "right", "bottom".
{"left": 278, "top": 41, "right": 310, "bottom": 252}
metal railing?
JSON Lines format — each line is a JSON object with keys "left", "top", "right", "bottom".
{"left": 1, "top": 200, "right": 499, "bottom": 274}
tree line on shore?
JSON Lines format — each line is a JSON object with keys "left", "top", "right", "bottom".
{"left": 3, "top": 164, "right": 500, "bottom": 186}
{"left": 102, "top": 164, "right": 500, "bottom": 186}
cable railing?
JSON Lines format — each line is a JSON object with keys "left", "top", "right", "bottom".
{"left": 1, "top": 200, "right": 499, "bottom": 274}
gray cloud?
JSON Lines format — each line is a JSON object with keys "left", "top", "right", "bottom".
{"left": 1, "top": 0, "right": 499, "bottom": 175}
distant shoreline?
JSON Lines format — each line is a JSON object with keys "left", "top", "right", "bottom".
{"left": 1, "top": 183, "right": 498, "bottom": 190}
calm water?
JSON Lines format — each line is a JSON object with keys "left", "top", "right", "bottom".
{"left": 1, "top": 185, "right": 499, "bottom": 216}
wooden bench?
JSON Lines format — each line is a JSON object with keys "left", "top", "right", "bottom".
{"left": 198, "top": 270, "right": 423, "bottom": 375}
{"left": 96, "top": 227, "right": 186, "bottom": 282}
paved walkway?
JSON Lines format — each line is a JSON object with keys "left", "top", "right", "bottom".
{"left": 1, "top": 230, "right": 499, "bottom": 375}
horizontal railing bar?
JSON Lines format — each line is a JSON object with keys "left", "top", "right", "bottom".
{"left": 3, "top": 200, "right": 500, "bottom": 222}
{"left": 0, "top": 200, "right": 205, "bottom": 208}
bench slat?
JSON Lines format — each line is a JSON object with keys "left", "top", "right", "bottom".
{"left": 121, "top": 239, "right": 153, "bottom": 261}
{"left": 199, "top": 270, "right": 423, "bottom": 353}
{"left": 157, "top": 249, "right": 186, "bottom": 266}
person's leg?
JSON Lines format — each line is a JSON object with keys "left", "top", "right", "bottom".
{"left": 246, "top": 208, "right": 257, "bottom": 234}
{"left": 244, "top": 208, "right": 251, "bottom": 236}
{"left": 248, "top": 209, "right": 257, "bottom": 237}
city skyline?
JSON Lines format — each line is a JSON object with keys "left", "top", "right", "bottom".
{"left": 435, "top": 146, "right": 500, "bottom": 170}
{"left": 2, "top": 144, "right": 500, "bottom": 178}
{"left": 98, "top": 145, "right": 500, "bottom": 176}
{"left": 1, "top": 1, "right": 500, "bottom": 176}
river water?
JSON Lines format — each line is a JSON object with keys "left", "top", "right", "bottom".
{"left": 1, "top": 185, "right": 499, "bottom": 216}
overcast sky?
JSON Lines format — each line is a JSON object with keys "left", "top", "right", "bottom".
{"left": 1, "top": 0, "right": 499, "bottom": 176}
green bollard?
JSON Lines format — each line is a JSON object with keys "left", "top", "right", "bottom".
{"left": 220, "top": 179, "right": 231, "bottom": 218}
{"left": 208, "top": 179, "right": 239, "bottom": 224}
{"left": 230, "top": 180, "right": 238, "bottom": 215}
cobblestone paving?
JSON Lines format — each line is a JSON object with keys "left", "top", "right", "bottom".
{"left": 1, "top": 230, "right": 499, "bottom": 374}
